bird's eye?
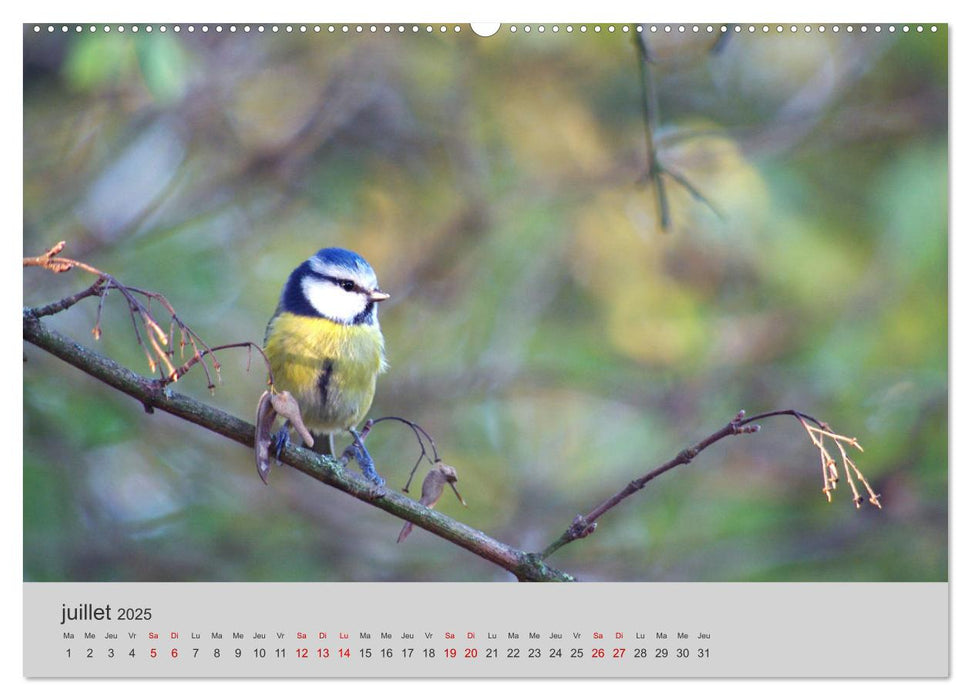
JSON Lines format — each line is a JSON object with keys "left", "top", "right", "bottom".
{"left": 338, "top": 280, "right": 355, "bottom": 292}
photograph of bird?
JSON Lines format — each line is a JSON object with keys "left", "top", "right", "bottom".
{"left": 263, "top": 247, "right": 390, "bottom": 484}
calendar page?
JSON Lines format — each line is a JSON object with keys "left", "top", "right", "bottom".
{"left": 21, "top": 21, "right": 948, "bottom": 679}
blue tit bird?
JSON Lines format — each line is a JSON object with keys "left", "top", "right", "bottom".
{"left": 263, "top": 247, "right": 390, "bottom": 484}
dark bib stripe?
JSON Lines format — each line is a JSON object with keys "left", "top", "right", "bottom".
{"left": 317, "top": 359, "right": 335, "bottom": 407}
{"left": 353, "top": 302, "right": 375, "bottom": 326}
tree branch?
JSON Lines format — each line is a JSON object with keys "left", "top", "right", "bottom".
{"left": 22, "top": 310, "right": 575, "bottom": 583}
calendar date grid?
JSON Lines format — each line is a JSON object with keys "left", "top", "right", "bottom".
{"left": 61, "top": 627, "right": 714, "bottom": 666}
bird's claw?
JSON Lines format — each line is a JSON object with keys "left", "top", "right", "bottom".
{"left": 271, "top": 428, "right": 291, "bottom": 460}
{"left": 344, "top": 429, "right": 385, "bottom": 487}
{"left": 354, "top": 443, "right": 386, "bottom": 487}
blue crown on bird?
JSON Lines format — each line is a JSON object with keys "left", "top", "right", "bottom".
{"left": 280, "top": 247, "right": 390, "bottom": 326}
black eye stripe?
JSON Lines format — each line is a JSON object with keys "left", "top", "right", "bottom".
{"left": 314, "top": 274, "right": 362, "bottom": 293}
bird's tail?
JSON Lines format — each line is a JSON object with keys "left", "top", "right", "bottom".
{"left": 309, "top": 432, "right": 336, "bottom": 457}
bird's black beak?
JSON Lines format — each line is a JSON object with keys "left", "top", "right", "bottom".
{"left": 369, "top": 289, "right": 391, "bottom": 302}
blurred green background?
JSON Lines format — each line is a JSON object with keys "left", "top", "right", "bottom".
{"left": 23, "top": 24, "right": 947, "bottom": 582}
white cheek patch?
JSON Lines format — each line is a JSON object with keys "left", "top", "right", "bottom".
{"left": 302, "top": 277, "right": 368, "bottom": 324}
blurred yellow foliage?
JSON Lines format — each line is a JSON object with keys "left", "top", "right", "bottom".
{"left": 499, "top": 74, "right": 612, "bottom": 179}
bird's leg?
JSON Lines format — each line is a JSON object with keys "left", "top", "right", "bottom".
{"left": 357, "top": 419, "right": 375, "bottom": 441}
{"left": 270, "top": 420, "right": 291, "bottom": 460}
{"left": 341, "top": 426, "right": 386, "bottom": 490}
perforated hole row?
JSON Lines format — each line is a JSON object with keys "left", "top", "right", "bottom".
{"left": 29, "top": 24, "right": 941, "bottom": 35}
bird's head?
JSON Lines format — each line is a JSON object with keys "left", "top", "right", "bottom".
{"left": 281, "top": 247, "right": 390, "bottom": 326}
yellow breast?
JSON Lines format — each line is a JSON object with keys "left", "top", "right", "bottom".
{"left": 264, "top": 312, "right": 387, "bottom": 434}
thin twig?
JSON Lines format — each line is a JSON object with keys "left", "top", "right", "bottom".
{"left": 633, "top": 35, "right": 724, "bottom": 230}
{"left": 540, "top": 408, "right": 877, "bottom": 559}
{"left": 635, "top": 33, "right": 670, "bottom": 230}
{"left": 29, "top": 276, "right": 107, "bottom": 318}
{"left": 541, "top": 409, "right": 757, "bottom": 558}
{"left": 795, "top": 415, "right": 880, "bottom": 509}
{"left": 24, "top": 242, "right": 233, "bottom": 390}
{"left": 163, "top": 341, "right": 275, "bottom": 388}
{"left": 367, "top": 415, "right": 441, "bottom": 492}
{"left": 23, "top": 241, "right": 102, "bottom": 276}
{"left": 664, "top": 166, "right": 726, "bottom": 221}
